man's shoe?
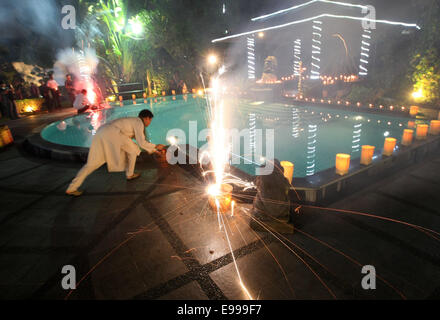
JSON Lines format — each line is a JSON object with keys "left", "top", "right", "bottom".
{"left": 127, "top": 173, "right": 141, "bottom": 181}
{"left": 66, "top": 190, "right": 83, "bottom": 197}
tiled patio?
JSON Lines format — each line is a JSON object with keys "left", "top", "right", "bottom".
{"left": 0, "top": 110, "right": 439, "bottom": 300}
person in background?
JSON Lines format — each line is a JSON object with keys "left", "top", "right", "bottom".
{"left": 40, "top": 78, "right": 54, "bottom": 112}
{"left": 47, "top": 74, "right": 61, "bottom": 110}
{"left": 65, "top": 74, "right": 76, "bottom": 104}
{"left": 0, "top": 82, "right": 19, "bottom": 119}
{"left": 73, "top": 89, "right": 91, "bottom": 114}
{"left": 30, "top": 82, "right": 40, "bottom": 98}
{"left": 66, "top": 109, "right": 166, "bottom": 196}
{"left": 13, "top": 79, "right": 24, "bottom": 100}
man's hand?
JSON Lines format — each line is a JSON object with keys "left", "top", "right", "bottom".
{"left": 156, "top": 144, "right": 166, "bottom": 151}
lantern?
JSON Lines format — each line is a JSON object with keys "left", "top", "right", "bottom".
{"left": 383, "top": 138, "right": 396, "bottom": 156}
{"left": 401, "top": 129, "right": 413, "bottom": 146}
{"left": 416, "top": 124, "right": 428, "bottom": 140}
{"left": 335, "top": 154, "right": 350, "bottom": 176}
{"left": 408, "top": 121, "right": 415, "bottom": 129}
{"left": 119, "top": 95, "right": 123, "bottom": 102}
{"left": 162, "top": 91, "right": 166, "bottom": 96}
{"left": 429, "top": 120, "right": 440, "bottom": 135}
{"left": 409, "top": 106, "right": 419, "bottom": 117}
{"left": 280, "top": 161, "right": 294, "bottom": 184}
{"left": 360, "top": 145, "right": 375, "bottom": 165}
{"left": 0, "top": 126, "right": 14, "bottom": 147}
{"left": 171, "top": 90, "right": 176, "bottom": 95}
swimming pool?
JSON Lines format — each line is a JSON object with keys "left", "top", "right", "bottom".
{"left": 41, "top": 95, "right": 417, "bottom": 177}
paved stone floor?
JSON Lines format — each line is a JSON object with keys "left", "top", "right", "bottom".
{"left": 0, "top": 109, "right": 439, "bottom": 300}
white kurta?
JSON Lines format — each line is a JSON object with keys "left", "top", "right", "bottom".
{"left": 88, "top": 117, "right": 156, "bottom": 172}
{"left": 67, "top": 117, "right": 157, "bottom": 192}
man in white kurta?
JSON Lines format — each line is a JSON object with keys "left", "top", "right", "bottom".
{"left": 66, "top": 109, "right": 164, "bottom": 196}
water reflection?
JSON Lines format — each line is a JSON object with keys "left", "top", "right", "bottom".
{"left": 306, "top": 124, "right": 317, "bottom": 176}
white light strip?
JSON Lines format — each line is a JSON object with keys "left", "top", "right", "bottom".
{"left": 247, "top": 36, "right": 255, "bottom": 79}
{"left": 311, "top": 20, "right": 322, "bottom": 79}
{"left": 252, "top": 0, "right": 368, "bottom": 21}
{"left": 292, "top": 107, "right": 300, "bottom": 138}
{"left": 293, "top": 39, "right": 302, "bottom": 76}
{"left": 359, "top": 28, "right": 372, "bottom": 76}
{"left": 249, "top": 113, "right": 256, "bottom": 158}
{"left": 212, "top": 14, "right": 420, "bottom": 43}
{"left": 306, "top": 124, "right": 317, "bottom": 176}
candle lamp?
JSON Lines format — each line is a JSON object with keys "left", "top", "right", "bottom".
{"left": 401, "top": 129, "right": 413, "bottom": 146}
{"left": 383, "top": 137, "right": 397, "bottom": 156}
{"left": 409, "top": 106, "right": 419, "bottom": 117}
{"left": 429, "top": 120, "right": 440, "bottom": 135}
{"left": 336, "top": 154, "right": 350, "bottom": 176}
{"left": 360, "top": 145, "right": 375, "bottom": 165}
{"left": 416, "top": 124, "right": 428, "bottom": 140}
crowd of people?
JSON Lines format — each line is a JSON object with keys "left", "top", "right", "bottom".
{"left": 0, "top": 73, "right": 102, "bottom": 120}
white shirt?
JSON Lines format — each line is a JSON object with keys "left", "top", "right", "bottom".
{"left": 73, "top": 93, "right": 91, "bottom": 109}
{"left": 110, "top": 117, "right": 156, "bottom": 154}
{"left": 47, "top": 79, "right": 59, "bottom": 91}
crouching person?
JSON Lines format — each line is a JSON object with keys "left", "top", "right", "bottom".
{"left": 249, "top": 159, "right": 294, "bottom": 234}
{"left": 66, "top": 109, "right": 165, "bottom": 196}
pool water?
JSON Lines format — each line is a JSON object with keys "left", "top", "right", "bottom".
{"left": 41, "top": 95, "right": 417, "bottom": 178}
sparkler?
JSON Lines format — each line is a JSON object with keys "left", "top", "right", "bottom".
{"left": 200, "top": 66, "right": 257, "bottom": 299}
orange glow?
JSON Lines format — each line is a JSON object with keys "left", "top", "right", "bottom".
{"left": 360, "top": 145, "right": 375, "bottom": 166}
{"left": 208, "top": 183, "right": 233, "bottom": 212}
{"left": 430, "top": 120, "right": 440, "bottom": 135}
{"left": 401, "top": 129, "right": 413, "bottom": 146}
{"left": 383, "top": 138, "right": 396, "bottom": 156}
{"left": 280, "top": 161, "right": 294, "bottom": 184}
{"left": 410, "top": 106, "right": 419, "bottom": 117}
{"left": 335, "top": 153, "right": 350, "bottom": 176}
{"left": 416, "top": 124, "right": 428, "bottom": 140}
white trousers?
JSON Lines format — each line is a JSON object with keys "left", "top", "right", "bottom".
{"left": 66, "top": 151, "right": 137, "bottom": 192}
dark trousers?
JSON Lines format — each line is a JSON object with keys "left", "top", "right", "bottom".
{"left": 0, "top": 98, "right": 19, "bottom": 119}
{"left": 77, "top": 105, "right": 89, "bottom": 114}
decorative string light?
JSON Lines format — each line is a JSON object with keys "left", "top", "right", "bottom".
{"left": 359, "top": 29, "right": 372, "bottom": 76}
{"left": 293, "top": 39, "right": 302, "bottom": 76}
{"left": 249, "top": 113, "right": 256, "bottom": 160}
{"left": 292, "top": 107, "right": 300, "bottom": 138}
{"left": 212, "top": 14, "right": 420, "bottom": 43}
{"left": 251, "top": 0, "right": 368, "bottom": 21}
{"left": 352, "top": 123, "right": 362, "bottom": 153}
{"left": 247, "top": 36, "right": 256, "bottom": 80}
{"left": 306, "top": 124, "right": 317, "bottom": 176}
{"left": 310, "top": 20, "right": 322, "bottom": 79}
